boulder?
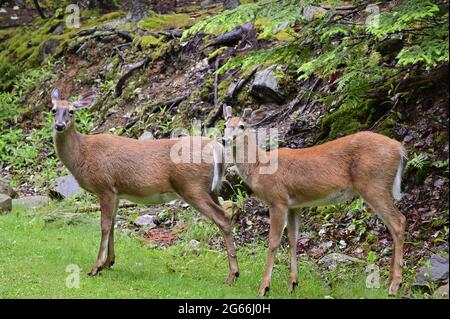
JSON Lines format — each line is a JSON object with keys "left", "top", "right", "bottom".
{"left": 43, "top": 211, "right": 86, "bottom": 225}
{"left": 188, "top": 239, "right": 200, "bottom": 254}
{"left": 200, "top": 0, "right": 215, "bottom": 8}
{"left": 0, "top": 177, "right": 16, "bottom": 198}
{"left": 138, "top": 131, "right": 154, "bottom": 140}
{"left": 49, "top": 175, "right": 82, "bottom": 199}
{"left": 250, "top": 65, "right": 285, "bottom": 104}
{"left": 433, "top": 284, "right": 449, "bottom": 299}
{"left": 318, "top": 253, "right": 365, "bottom": 270}
{"left": 414, "top": 254, "right": 449, "bottom": 287}
{"left": 0, "top": 194, "right": 12, "bottom": 213}
{"left": 52, "top": 24, "right": 64, "bottom": 35}
{"left": 38, "top": 38, "right": 61, "bottom": 63}
{"left": 134, "top": 214, "right": 156, "bottom": 227}
{"left": 303, "top": 5, "right": 328, "bottom": 22}
{"left": 13, "top": 195, "right": 51, "bottom": 208}
{"left": 223, "top": 0, "right": 240, "bottom": 10}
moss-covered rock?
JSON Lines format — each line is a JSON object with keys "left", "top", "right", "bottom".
{"left": 321, "top": 99, "right": 388, "bottom": 140}
{"left": 138, "top": 35, "right": 164, "bottom": 48}
{"left": 139, "top": 12, "right": 194, "bottom": 31}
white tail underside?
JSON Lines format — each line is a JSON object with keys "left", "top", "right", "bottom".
{"left": 392, "top": 148, "right": 407, "bottom": 201}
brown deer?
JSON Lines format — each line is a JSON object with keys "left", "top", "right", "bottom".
{"left": 50, "top": 88, "right": 239, "bottom": 284}
{"left": 222, "top": 106, "right": 407, "bottom": 297}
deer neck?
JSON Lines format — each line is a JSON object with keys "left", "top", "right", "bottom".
{"left": 233, "top": 130, "right": 263, "bottom": 186}
{"left": 53, "top": 121, "right": 83, "bottom": 174}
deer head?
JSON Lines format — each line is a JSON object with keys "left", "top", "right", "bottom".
{"left": 50, "top": 88, "right": 95, "bottom": 133}
{"left": 222, "top": 105, "right": 252, "bottom": 146}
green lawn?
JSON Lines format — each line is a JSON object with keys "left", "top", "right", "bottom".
{"left": 0, "top": 205, "right": 420, "bottom": 299}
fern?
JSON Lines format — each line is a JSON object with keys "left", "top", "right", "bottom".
{"left": 407, "top": 153, "right": 431, "bottom": 170}
{"left": 182, "top": 0, "right": 314, "bottom": 40}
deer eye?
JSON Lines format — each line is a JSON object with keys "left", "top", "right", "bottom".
{"left": 68, "top": 109, "right": 75, "bottom": 115}
{"left": 51, "top": 109, "right": 56, "bottom": 114}
{"left": 239, "top": 125, "right": 245, "bottom": 130}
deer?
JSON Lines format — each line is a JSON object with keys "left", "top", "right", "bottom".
{"left": 50, "top": 88, "right": 239, "bottom": 284}
{"left": 222, "top": 106, "right": 407, "bottom": 297}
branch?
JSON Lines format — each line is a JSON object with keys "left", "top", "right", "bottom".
{"left": 33, "top": 0, "right": 46, "bottom": 19}
{"left": 115, "top": 55, "right": 152, "bottom": 97}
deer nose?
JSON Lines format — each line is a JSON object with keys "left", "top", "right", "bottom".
{"left": 222, "top": 137, "right": 232, "bottom": 146}
{"left": 55, "top": 123, "right": 66, "bottom": 132}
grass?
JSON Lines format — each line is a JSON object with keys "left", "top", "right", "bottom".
{"left": 0, "top": 202, "right": 427, "bottom": 299}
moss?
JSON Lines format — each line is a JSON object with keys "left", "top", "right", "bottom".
{"left": 0, "top": 10, "right": 131, "bottom": 69}
{"left": 139, "top": 12, "right": 194, "bottom": 31}
{"left": 217, "top": 76, "right": 233, "bottom": 99}
{"left": 321, "top": 99, "right": 390, "bottom": 140}
{"left": 254, "top": 17, "right": 295, "bottom": 42}
{"left": 273, "top": 29, "right": 296, "bottom": 42}
{"left": 151, "top": 40, "right": 180, "bottom": 60}
{"left": 138, "top": 35, "right": 164, "bottom": 49}
{"left": 196, "top": 76, "right": 215, "bottom": 102}
{"left": 321, "top": 104, "right": 370, "bottom": 140}
{"left": 435, "top": 131, "right": 449, "bottom": 145}
{"left": 207, "top": 47, "right": 227, "bottom": 62}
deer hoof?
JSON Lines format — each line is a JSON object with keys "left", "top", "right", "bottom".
{"left": 226, "top": 271, "right": 239, "bottom": 285}
{"left": 87, "top": 266, "right": 103, "bottom": 276}
{"left": 388, "top": 279, "right": 402, "bottom": 297}
{"left": 103, "top": 259, "right": 115, "bottom": 269}
{"left": 288, "top": 280, "right": 298, "bottom": 293}
{"left": 258, "top": 286, "right": 269, "bottom": 297}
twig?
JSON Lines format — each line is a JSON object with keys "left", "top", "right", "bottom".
{"left": 213, "top": 58, "right": 220, "bottom": 108}
{"left": 145, "top": 95, "right": 188, "bottom": 116}
{"left": 226, "top": 66, "right": 259, "bottom": 102}
{"left": 115, "top": 55, "right": 152, "bottom": 97}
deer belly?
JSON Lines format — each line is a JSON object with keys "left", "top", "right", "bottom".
{"left": 119, "top": 193, "right": 178, "bottom": 205}
{"left": 288, "top": 190, "right": 355, "bottom": 208}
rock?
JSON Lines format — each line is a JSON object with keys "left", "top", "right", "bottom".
{"left": 414, "top": 254, "right": 449, "bottom": 287}
{"left": 433, "top": 284, "right": 449, "bottom": 299}
{"left": 43, "top": 211, "right": 86, "bottom": 225}
{"left": 188, "top": 239, "right": 200, "bottom": 254}
{"left": 52, "top": 24, "right": 64, "bottom": 35}
{"left": 13, "top": 195, "right": 51, "bottom": 208}
{"left": 303, "top": 5, "right": 328, "bottom": 22}
{"left": 200, "top": 0, "right": 215, "bottom": 8}
{"left": 221, "top": 200, "right": 236, "bottom": 219}
{"left": 0, "top": 194, "right": 12, "bottom": 213}
{"left": 134, "top": 214, "right": 156, "bottom": 227}
{"left": 250, "top": 65, "right": 285, "bottom": 104}
{"left": 138, "top": 131, "right": 154, "bottom": 140}
{"left": 0, "top": 177, "right": 16, "bottom": 198}
{"left": 318, "top": 253, "right": 365, "bottom": 270}
{"left": 38, "top": 38, "right": 61, "bottom": 63}
{"left": 223, "top": 0, "right": 240, "bottom": 10}
{"left": 49, "top": 175, "right": 82, "bottom": 199}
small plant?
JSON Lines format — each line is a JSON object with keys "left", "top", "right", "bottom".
{"left": 407, "top": 152, "right": 431, "bottom": 170}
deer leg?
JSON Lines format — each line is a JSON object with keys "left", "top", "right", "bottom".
{"left": 88, "top": 193, "right": 116, "bottom": 276}
{"left": 259, "top": 204, "right": 287, "bottom": 297}
{"left": 181, "top": 192, "right": 239, "bottom": 285}
{"left": 104, "top": 198, "right": 119, "bottom": 269}
{"left": 287, "top": 209, "right": 299, "bottom": 293}
{"left": 362, "top": 192, "right": 406, "bottom": 296}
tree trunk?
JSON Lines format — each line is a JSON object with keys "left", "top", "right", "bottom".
{"left": 223, "top": 0, "right": 240, "bottom": 10}
{"left": 128, "top": 0, "right": 150, "bottom": 22}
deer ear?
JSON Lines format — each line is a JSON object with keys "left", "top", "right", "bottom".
{"left": 73, "top": 92, "right": 95, "bottom": 109}
{"left": 242, "top": 108, "right": 252, "bottom": 119}
{"left": 51, "top": 88, "right": 60, "bottom": 103}
{"left": 223, "top": 105, "right": 233, "bottom": 120}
